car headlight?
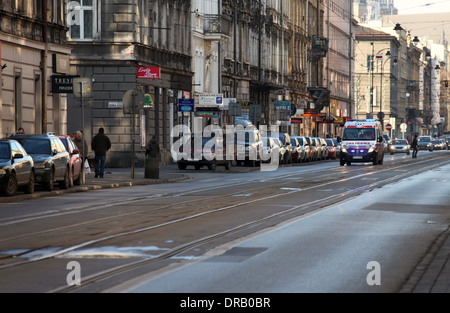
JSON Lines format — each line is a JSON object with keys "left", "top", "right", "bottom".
{"left": 368, "top": 145, "right": 376, "bottom": 153}
{"left": 341, "top": 147, "right": 347, "bottom": 153}
{"left": 0, "top": 169, "right": 6, "bottom": 175}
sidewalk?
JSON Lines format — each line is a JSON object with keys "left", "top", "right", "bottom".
{"left": 0, "top": 164, "right": 190, "bottom": 203}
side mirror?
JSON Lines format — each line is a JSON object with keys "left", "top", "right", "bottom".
{"left": 53, "top": 149, "right": 58, "bottom": 155}
{"left": 377, "top": 136, "right": 383, "bottom": 143}
{"left": 13, "top": 153, "right": 24, "bottom": 159}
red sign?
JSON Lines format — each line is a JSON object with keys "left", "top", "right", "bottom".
{"left": 386, "top": 124, "right": 392, "bottom": 131}
{"left": 137, "top": 66, "right": 161, "bottom": 79}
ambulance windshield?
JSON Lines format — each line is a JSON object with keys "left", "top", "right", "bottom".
{"left": 342, "top": 128, "right": 375, "bottom": 140}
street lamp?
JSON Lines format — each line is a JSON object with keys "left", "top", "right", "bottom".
{"left": 379, "top": 55, "right": 397, "bottom": 128}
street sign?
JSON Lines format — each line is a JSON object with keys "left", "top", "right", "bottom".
{"left": 178, "top": 99, "right": 194, "bottom": 112}
{"left": 123, "top": 89, "right": 145, "bottom": 114}
{"left": 400, "top": 123, "right": 407, "bottom": 132}
{"left": 290, "top": 104, "right": 297, "bottom": 116}
{"left": 386, "top": 124, "right": 392, "bottom": 131}
{"left": 377, "top": 111, "right": 385, "bottom": 120}
{"left": 198, "top": 94, "right": 223, "bottom": 107}
{"left": 72, "top": 77, "right": 93, "bottom": 98}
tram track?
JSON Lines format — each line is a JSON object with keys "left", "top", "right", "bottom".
{"left": 0, "top": 153, "right": 448, "bottom": 292}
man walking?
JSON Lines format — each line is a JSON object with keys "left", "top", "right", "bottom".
{"left": 91, "top": 127, "right": 111, "bottom": 178}
{"left": 412, "top": 134, "right": 419, "bottom": 158}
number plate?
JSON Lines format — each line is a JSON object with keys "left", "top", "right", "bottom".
{"left": 353, "top": 156, "right": 363, "bottom": 159}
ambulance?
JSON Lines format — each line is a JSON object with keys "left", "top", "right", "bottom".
{"left": 337, "top": 119, "right": 385, "bottom": 166}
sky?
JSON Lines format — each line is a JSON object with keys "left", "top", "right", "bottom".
{"left": 394, "top": 0, "right": 450, "bottom": 14}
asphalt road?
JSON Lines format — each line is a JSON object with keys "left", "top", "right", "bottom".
{"left": 0, "top": 151, "right": 449, "bottom": 294}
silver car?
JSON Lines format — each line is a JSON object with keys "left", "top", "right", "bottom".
{"left": 389, "top": 139, "right": 410, "bottom": 155}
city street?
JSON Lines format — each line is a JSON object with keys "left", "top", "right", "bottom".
{"left": 0, "top": 151, "right": 449, "bottom": 293}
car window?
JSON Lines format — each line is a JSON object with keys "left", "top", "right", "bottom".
{"left": 0, "top": 142, "right": 11, "bottom": 159}
{"left": 10, "top": 141, "right": 22, "bottom": 156}
{"left": 393, "top": 140, "right": 407, "bottom": 144}
{"left": 69, "top": 139, "right": 77, "bottom": 152}
{"left": 418, "top": 137, "right": 430, "bottom": 142}
{"left": 21, "top": 139, "right": 51, "bottom": 155}
{"left": 61, "top": 138, "right": 69, "bottom": 152}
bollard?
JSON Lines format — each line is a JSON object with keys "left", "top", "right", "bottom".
{"left": 145, "top": 156, "right": 159, "bottom": 179}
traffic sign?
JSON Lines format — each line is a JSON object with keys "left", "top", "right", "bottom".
{"left": 386, "top": 124, "right": 392, "bottom": 131}
{"left": 123, "top": 89, "right": 145, "bottom": 114}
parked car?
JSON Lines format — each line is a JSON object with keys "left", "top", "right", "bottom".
{"left": 417, "top": 136, "right": 433, "bottom": 151}
{"left": 290, "top": 137, "right": 304, "bottom": 163}
{"left": 271, "top": 137, "right": 286, "bottom": 165}
{"left": 177, "top": 136, "right": 234, "bottom": 170}
{"left": 236, "top": 126, "right": 263, "bottom": 167}
{"left": 0, "top": 139, "right": 35, "bottom": 196}
{"left": 304, "top": 136, "right": 318, "bottom": 161}
{"left": 261, "top": 137, "right": 279, "bottom": 164}
{"left": 268, "top": 132, "right": 292, "bottom": 164}
{"left": 439, "top": 138, "right": 448, "bottom": 150}
{"left": 312, "top": 137, "right": 326, "bottom": 161}
{"left": 389, "top": 139, "right": 411, "bottom": 155}
{"left": 291, "top": 136, "right": 309, "bottom": 162}
{"left": 325, "top": 138, "right": 337, "bottom": 159}
{"left": 9, "top": 133, "right": 71, "bottom": 191}
{"left": 331, "top": 138, "right": 340, "bottom": 158}
{"left": 59, "top": 136, "right": 82, "bottom": 187}
{"left": 320, "top": 138, "right": 329, "bottom": 160}
{"left": 296, "top": 136, "right": 311, "bottom": 162}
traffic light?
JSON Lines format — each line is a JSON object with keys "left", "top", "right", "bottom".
{"left": 445, "top": 80, "right": 449, "bottom": 87}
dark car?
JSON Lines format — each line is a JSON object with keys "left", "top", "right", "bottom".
{"left": 0, "top": 139, "right": 35, "bottom": 196}
{"left": 177, "top": 136, "right": 234, "bottom": 170}
{"left": 59, "top": 136, "right": 82, "bottom": 187}
{"left": 417, "top": 136, "right": 433, "bottom": 151}
{"left": 10, "top": 133, "right": 71, "bottom": 191}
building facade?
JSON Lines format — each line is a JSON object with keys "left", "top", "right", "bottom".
{"left": 66, "top": 0, "right": 193, "bottom": 166}
{"left": 0, "top": 0, "right": 70, "bottom": 137}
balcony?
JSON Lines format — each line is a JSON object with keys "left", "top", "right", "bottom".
{"left": 203, "top": 14, "right": 230, "bottom": 41}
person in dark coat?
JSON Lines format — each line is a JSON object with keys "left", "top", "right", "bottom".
{"left": 91, "top": 127, "right": 111, "bottom": 178}
{"left": 412, "top": 134, "right": 419, "bottom": 158}
{"left": 146, "top": 135, "right": 160, "bottom": 159}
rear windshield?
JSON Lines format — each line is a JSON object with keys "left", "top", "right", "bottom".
{"left": 0, "top": 142, "right": 11, "bottom": 159}
{"left": 418, "top": 137, "right": 430, "bottom": 142}
{"left": 393, "top": 139, "right": 408, "bottom": 144}
{"left": 18, "top": 139, "right": 51, "bottom": 155}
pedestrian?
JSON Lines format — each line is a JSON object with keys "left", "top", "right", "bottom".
{"left": 412, "top": 134, "right": 419, "bottom": 158}
{"left": 17, "top": 127, "right": 25, "bottom": 134}
{"left": 74, "top": 130, "right": 88, "bottom": 163}
{"left": 91, "top": 127, "right": 111, "bottom": 178}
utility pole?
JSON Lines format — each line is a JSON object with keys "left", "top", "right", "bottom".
{"left": 42, "top": 0, "right": 48, "bottom": 133}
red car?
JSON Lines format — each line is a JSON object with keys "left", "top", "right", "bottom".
{"left": 59, "top": 136, "right": 82, "bottom": 186}
{"left": 325, "top": 138, "right": 337, "bottom": 160}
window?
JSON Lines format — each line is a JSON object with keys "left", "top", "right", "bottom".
{"left": 68, "top": 0, "right": 97, "bottom": 40}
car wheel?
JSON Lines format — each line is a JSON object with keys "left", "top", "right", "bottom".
{"left": 23, "top": 171, "right": 35, "bottom": 194}
{"left": 194, "top": 164, "right": 201, "bottom": 170}
{"left": 3, "top": 172, "right": 18, "bottom": 196}
{"left": 59, "top": 167, "right": 70, "bottom": 189}
{"left": 45, "top": 169, "right": 54, "bottom": 191}
{"left": 347, "top": 161, "right": 351, "bottom": 166}
{"left": 177, "top": 162, "right": 187, "bottom": 170}
{"left": 224, "top": 160, "right": 232, "bottom": 170}
{"left": 208, "top": 160, "right": 217, "bottom": 170}
{"left": 340, "top": 159, "right": 346, "bottom": 166}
